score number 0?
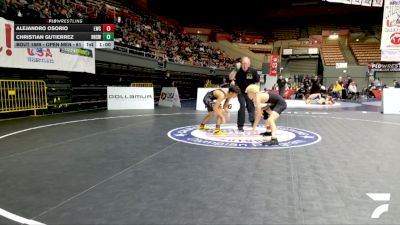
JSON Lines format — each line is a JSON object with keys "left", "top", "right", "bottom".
{"left": 102, "top": 24, "right": 115, "bottom": 41}
{"left": 102, "top": 24, "right": 115, "bottom": 32}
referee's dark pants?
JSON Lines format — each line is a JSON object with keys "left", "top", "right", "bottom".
{"left": 279, "top": 87, "right": 285, "bottom": 97}
{"left": 237, "top": 92, "right": 255, "bottom": 129}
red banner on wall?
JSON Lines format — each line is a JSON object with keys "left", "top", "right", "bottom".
{"left": 269, "top": 54, "right": 279, "bottom": 76}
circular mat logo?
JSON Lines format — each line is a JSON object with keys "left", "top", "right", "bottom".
{"left": 168, "top": 124, "right": 321, "bottom": 149}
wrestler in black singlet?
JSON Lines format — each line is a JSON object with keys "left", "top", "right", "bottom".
{"left": 263, "top": 92, "right": 287, "bottom": 119}
{"left": 203, "top": 89, "right": 225, "bottom": 112}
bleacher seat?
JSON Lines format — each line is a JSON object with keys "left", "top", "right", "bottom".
{"left": 320, "top": 44, "right": 346, "bottom": 66}
{"left": 350, "top": 43, "right": 381, "bottom": 65}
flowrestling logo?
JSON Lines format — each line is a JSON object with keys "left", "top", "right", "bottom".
{"left": 168, "top": 124, "right": 321, "bottom": 149}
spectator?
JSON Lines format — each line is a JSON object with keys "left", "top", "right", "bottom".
{"left": 220, "top": 76, "right": 230, "bottom": 88}
{"left": 4, "top": 0, "right": 20, "bottom": 19}
{"left": 162, "top": 71, "right": 174, "bottom": 88}
{"left": 295, "top": 83, "right": 306, "bottom": 99}
{"left": 338, "top": 76, "right": 343, "bottom": 86}
{"left": 332, "top": 80, "right": 342, "bottom": 99}
{"left": 394, "top": 80, "right": 400, "bottom": 88}
{"left": 96, "top": 3, "right": 106, "bottom": 22}
{"left": 345, "top": 75, "right": 352, "bottom": 89}
{"left": 348, "top": 81, "right": 359, "bottom": 100}
{"left": 367, "top": 81, "right": 377, "bottom": 98}
{"left": 303, "top": 75, "right": 311, "bottom": 94}
{"left": 55, "top": 8, "right": 68, "bottom": 18}
{"left": 157, "top": 56, "right": 166, "bottom": 69}
{"left": 40, "top": 7, "right": 50, "bottom": 18}
{"left": 0, "top": 0, "right": 7, "bottom": 17}
{"left": 277, "top": 75, "right": 286, "bottom": 97}
{"left": 374, "top": 77, "right": 382, "bottom": 88}
{"left": 271, "top": 83, "right": 278, "bottom": 90}
{"left": 287, "top": 77, "right": 292, "bottom": 89}
{"left": 310, "top": 75, "right": 320, "bottom": 94}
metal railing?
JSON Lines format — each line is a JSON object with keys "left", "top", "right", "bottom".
{"left": 114, "top": 45, "right": 160, "bottom": 59}
{"left": 0, "top": 80, "right": 48, "bottom": 115}
{"left": 113, "top": 45, "right": 231, "bottom": 70}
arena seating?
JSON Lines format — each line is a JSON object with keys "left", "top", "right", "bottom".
{"left": 272, "top": 27, "right": 300, "bottom": 40}
{"left": 113, "top": 11, "right": 235, "bottom": 69}
{"left": 320, "top": 44, "right": 346, "bottom": 66}
{"left": 308, "top": 23, "right": 363, "bottom": 35}
{"left": 349, "top": 43, "right": 381, "bottom": 65}
{"left": 288, "top": 43, "right": 322, "bottom": 48}
{"left": 236, "top": 43, "right": 273, "bottom": 54}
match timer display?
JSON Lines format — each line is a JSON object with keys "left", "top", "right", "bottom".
{"left": 14, "top": 20, "right": 115, "bottom": 49}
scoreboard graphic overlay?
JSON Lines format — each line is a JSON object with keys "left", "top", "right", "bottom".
{"left": 13, "top": 19, "right": 114, "bottom": 49}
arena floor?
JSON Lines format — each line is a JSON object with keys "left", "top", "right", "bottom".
{"left": 1, "top": 100, "right": 400, "bottom": 225}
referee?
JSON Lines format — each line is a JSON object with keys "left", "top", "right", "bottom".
{"left": 229, "top": 57, "right": 260, "bottom": 131}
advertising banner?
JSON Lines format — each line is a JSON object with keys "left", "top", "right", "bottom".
{"left": 107, "top": 86, "right": 154, "bottom": 110}
{"left": 380, "top": 0, "right": 400, "bottom": 50}
{"left": 368, "top": 62, "right": 400, "bottom": 72}
{"left": 383, "top": 88, "right": 400, "bottom": 114}
{"left": 381, "top": 49, "right": 400, "bottom": 61}
{"left": 361, "top": 0, "right": 372, "bottom": 6}
{"left": 336, "top": 62, "right": 348, "bottom": 69}
{"left": 0, "top": 17, "right": 95, "bottom": 74}
{"left": 159, "top": 87, "right": 181, "bottom": 107}
{"left": 372, "top": 0, "right": 383, "bottom": 7}
{"left": 269, "top": 54, "right": 279, "bottom": 76}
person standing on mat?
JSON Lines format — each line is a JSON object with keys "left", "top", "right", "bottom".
{"left": 245, "top": 84, "right": 287, "bottom": 145}
{"left": 229, "top": 57, "right": 260, "bottom": 132}
{"left": 199, "top": 86, "right": 241, "bottom": 135}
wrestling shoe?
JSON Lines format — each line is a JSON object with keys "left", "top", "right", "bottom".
{"left": 262, "top": 138, "right": 279, "bottom": 146}
{"left": 199, "top": 125, "right": 210, "bottom": 130}
{"left": 259, "top": 131, "right": 272, "bottom": 136}
{"left": 213, "top": 130, "right": 226, "bottom": 135}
